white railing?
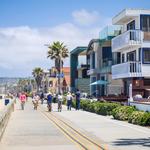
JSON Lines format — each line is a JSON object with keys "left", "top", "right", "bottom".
{"left": 112, "top": 61, "right": 142, "bottom": 79}
{"left": 112, "top": 30, "right": 143, "bottom": 52}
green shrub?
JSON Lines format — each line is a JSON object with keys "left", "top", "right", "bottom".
{"left": 112, "top": 106, "right": 136, "bottom": 121}
{"left": 95, "top": 102, "right": 120, "bottom": 116}
{"left": 128, "top": 111, "right": 150, "bottom": 126}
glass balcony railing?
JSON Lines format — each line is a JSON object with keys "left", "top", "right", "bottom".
{"left": 99, "top": 25, "right": 122, "bottom": 41}
{"left": 112, "top": 61, "right": 142, "bottom": 79}
{"left": 112, "top": 30, "right": 143, "bottom": 52}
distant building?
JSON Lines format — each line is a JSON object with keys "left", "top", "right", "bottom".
{"left": 70, "top": 47, "right": 90, "bottom": 94}
{"left": 112, "top": 9, "right": 150, "bottom": 98}
{"left": 45, "top": 67, "right": 70, "bottom": 94}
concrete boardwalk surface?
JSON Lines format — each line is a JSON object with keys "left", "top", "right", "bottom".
{"left": 48, "top": 103, "right": 150, "bottom": 150}
{"left": 0, "top": 100, "right": 150, "bottom": 150}
{"left": 0, "top": 100, "right": 77, "bottom": 150}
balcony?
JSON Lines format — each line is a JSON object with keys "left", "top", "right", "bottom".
{"left": 112, "top": 30, "right": 143, "bottom": 52}
{"left": 87, "top": 69, "right": 98, "bottom": 75}
{"left": 77, "top": 64, "right": 89, "bottom": 70}
{"left": 112, "top": 61, "right": 142, "bottom": 79}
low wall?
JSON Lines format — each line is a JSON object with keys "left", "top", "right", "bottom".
{"left": 0, "top": 99, "right": 15, "bottom": 140}
{"left": 130, "top": 101, "right": 150, "bottom": 112}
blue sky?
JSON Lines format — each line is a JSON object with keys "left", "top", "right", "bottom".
{"left": 1, "top": 0, "right": 149, "bottom": 27}
{"left": 0, "top": 0, "right": 149, "bottom": 77}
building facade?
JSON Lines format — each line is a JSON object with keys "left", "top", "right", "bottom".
{"left": 70, "top": 47, "right": 90, "bottom": 94}
{"left": 87, "top": 26, "right": 123, "bottom": 97}
{"left": 112, "top": 9, "right": 150, "bottom": 98}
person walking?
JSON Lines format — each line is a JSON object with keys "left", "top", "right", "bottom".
{"left": 19, "top": 92, "right": 27, "bottom": 110}
{"left": 66, "top": 92, "right": 73, "bottom": 110}
{"left": 58, "top": 94, "right": 63, "bottom": 112}
{"left": 47, "top": 92, "right": 53, "bottom": 112}
{"left": 32, "top": 94, "right": 40, "bottom": 110}
{"left": 40, "top": 92, "right": 44, "bottom": 104}
{"left": 75, "top": 89, "right": 81, "bottom": 110}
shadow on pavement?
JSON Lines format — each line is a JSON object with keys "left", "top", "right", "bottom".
{"left": 112, "top": 137, "right": 150, "bottom": 147}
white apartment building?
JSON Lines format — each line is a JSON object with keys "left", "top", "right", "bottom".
{"left": 112, "top": 9, "right": 150, "bottom": 98}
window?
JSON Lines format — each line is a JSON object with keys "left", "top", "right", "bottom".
{"left": 127, "top": 20, "right": 135, "bottom": 30}
{"left": 127, "top": 51, "right": 136, "bottom": 61}
{"left": 122, "top": 54, "right": 125, "bottom": 63}
{"left": 141, "top": 15, "right": 150, "bottom": 32}
{"left": 143, "top": 48, "right": 150, "bottom": 63}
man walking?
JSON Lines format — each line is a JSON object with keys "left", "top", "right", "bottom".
{"left": 75, "top": 89, "right": 81, "bottom": 110}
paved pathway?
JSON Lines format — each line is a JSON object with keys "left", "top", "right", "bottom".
{"left": 48, "top": 103, "right": 150, "bottom": 150}
{"left": 0, "top": 100, "right": 77, "bottom": 150}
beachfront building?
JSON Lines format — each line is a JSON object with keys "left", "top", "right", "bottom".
{"left": 42, "top": 67, "right": 70, "bottom": 94}
{"left": 87, "top": 26, "right": 123, "bottom": 97}
{"left": 112, "top": 9, "right": 150, "bottom": 98}
{"left": 70, "top": 47, "right": 90, "bottom": 94}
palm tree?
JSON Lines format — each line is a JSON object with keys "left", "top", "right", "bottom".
{"left": 47, "top": 41, "right": 69, "bottom": 94}
{"left": 32, "top": 67, "right": 44, "bottom": 92}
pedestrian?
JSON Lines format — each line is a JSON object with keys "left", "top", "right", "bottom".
{"left": 19, "top": 92, "right": 27, "bottom": 110}
{"left": 32, "top": 94, "right": 40, "bottom": 110}
{"left": 40, "top": 92, "right": 44, "bottom": 104}
{"left": 75, "top": 89, "right": 81, "bottom": 110}
{"left": 58, "top": 94, "right": 63, "bottom": 112}
{"left": 66, "top": 92, "right": 73, "bottom": 110}
{"left": 47, "top": 92, "right": 53, "bottom": 112}
{"left": 53, "top": 93, "right": 57, "bottom": 103}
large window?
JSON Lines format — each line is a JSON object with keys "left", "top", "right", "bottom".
{"left": 141, "top": 15, "right": 150, "bottom": 32}
{"left": 143, "top": 48, "right": 150, "bottom": 63}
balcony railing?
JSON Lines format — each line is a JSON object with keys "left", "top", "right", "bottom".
{"left": 112, "top": 30, "right": 143, "bottom": 52}
{"left": 112, "top": 61, "right": 142, "bottom": 79}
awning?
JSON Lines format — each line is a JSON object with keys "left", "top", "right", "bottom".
{"left": 90, "top": 80, "right": 109, "bottom": 85}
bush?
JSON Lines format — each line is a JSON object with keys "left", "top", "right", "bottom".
{"left": 128, "top": 111, "right": 150, "bottom": 126}
{"left": 95, "top": 102, "right": 120, "bottom": 116}
{"left": 112, "top": 106, "right": 136, "bottom": 121}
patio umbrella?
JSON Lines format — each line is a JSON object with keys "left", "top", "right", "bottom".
{"left": 90, "top": 80, "right": 109, "bottom": 85}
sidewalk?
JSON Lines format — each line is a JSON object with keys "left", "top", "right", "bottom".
{"left": 0, "top": 100, "right": 77, "bottom": 150}
{"left": 49, "top": 103, "right": 150, "bottom": 150}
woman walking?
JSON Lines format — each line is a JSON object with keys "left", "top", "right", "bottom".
{"left": 19, "top": 92, "right": 27, "bottom": 110}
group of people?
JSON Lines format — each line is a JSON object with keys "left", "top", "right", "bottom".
{"left": 18, "top": 89, "right": 81, "bottom": 112}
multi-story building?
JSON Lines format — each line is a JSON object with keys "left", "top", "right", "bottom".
{"left": 70, "top": 47, "right": 90, "bottom": 94}
{"left": 87, "top": 26, "right": 123, "bottom": 97}
{"left": 42, "top": 67, "right": 70, "bottom": 94}
{"left": 112, "top": 9, "right": 150, "bottom": 98}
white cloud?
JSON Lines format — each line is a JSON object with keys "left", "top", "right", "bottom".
{"left": 0, "top": 9, "right": 111, "bottom": 77}
{"left": 0, "top": 24, "right": 100, "bottom": 77}
{"left": 72, "top": 9, "right": 100, "bottom": 26}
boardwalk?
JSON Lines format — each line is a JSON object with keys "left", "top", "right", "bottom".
{"left": 0, "top": 100, "right": 77, "bottom": 150}
{"left": 0, "top": 99, "right": 150, "bottom": 150}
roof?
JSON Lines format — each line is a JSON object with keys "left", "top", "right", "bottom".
{"left": 113, "top": 8, "right": 150, "bottom": 25}
{"left": 86, "top": 39, "right": 100, "bottom": 54}
{"left": 70, "top": 46, "right": 87, "bottom": 55}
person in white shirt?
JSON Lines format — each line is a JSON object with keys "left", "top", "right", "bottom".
{"left": 66, "top": 92, "right": 73, "bottom": 110}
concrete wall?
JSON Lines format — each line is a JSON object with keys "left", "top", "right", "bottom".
{"left": 130, "top": 101, "right": 150, "bottom": 112}
{"left": 0, "top": 99, "right": 15, "bottom": 140}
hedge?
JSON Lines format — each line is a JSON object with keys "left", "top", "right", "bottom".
{"left": 112, "top": 106, "right": 136, "bottom": 121}
{"left": 128, "top": 111, "right": 150, "bottom": 126}
{"left": 72, "top": 100, "right": 120, "bottom": 116}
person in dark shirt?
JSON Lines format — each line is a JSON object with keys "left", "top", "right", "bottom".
{"left": 47, "top": 92, "right": 53, "bottom": 112}
{"left": 75, "top": 89, "right": 81, "bottom": 110}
